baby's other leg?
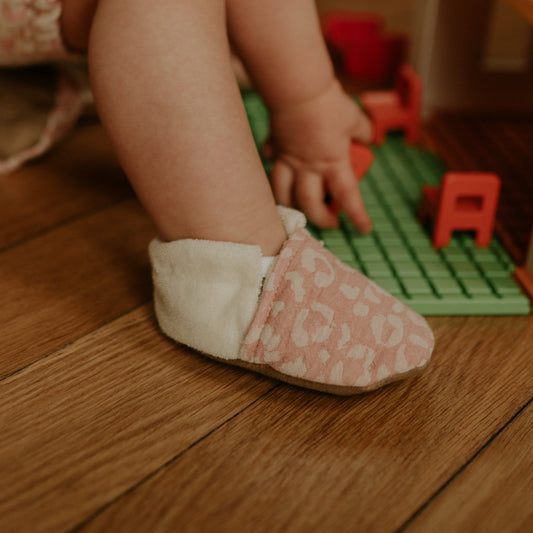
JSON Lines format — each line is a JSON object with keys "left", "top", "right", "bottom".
{"left": 83, "top": 0, "right": 286, "bottom": 255}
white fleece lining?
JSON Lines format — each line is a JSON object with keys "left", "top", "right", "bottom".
{"left": 150, "top": 239, "right": 263, "bottom": 360}
{"left": 261, "top": 256, "right": 276, "bottom": 279}
{"left": 148, "top": 206, "right": 307, "bottom": 360}
{"left": 278, "top": 205, "right": 306, "bottom": 235}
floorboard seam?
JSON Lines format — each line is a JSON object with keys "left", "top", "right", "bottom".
{"left": 0, "top": 300, "right": 151, "bottom": 383}
{"left": 66, "top": 384, "right": 280, "bottom": 533}
{"left": 395, "top": 394, "right": 533, "bottom": 532}
{"left": 0, "top": 196, "right": 131, "bottom": 255}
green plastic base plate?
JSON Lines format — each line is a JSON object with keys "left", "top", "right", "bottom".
{"left": 243, "top": 91, "right": 530, "bottom": 316}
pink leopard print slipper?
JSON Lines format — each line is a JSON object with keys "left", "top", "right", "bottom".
{"left": 149, "top": 207, "right": 434, "bottom": 395}
{"left": 239, "top": 224, "right": 433, "bottom": 394}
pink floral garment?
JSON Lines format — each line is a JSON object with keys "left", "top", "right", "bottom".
{"left": 0, "top": 1, "right": 89, "bottom": 173}
{"left": 0, "top": 0, "right": 74, "bottom": 65}
{"left": 0, "top": 73, "right": 87, "bottom": 174}
{"left": 240, "top": 228, "right": 434, "bottom": 392}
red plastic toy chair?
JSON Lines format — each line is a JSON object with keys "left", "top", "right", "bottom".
{"left": 360, "top": 64, "right": 422, "bottom": 144}
{"left": 418, "top": 172, "right": 501, "bottom": 248}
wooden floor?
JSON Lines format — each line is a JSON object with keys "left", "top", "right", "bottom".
{"left": 2, "top": 0, "right": 533, "bottom": 523}
{"left": 1, "top": 108, "right": 533, "bottom": 532}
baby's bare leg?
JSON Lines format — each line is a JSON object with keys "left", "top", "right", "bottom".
{"left": 60, "top": 1, "right": 435, "bottom": 393}
{"left": 227, "top": 0, "right": 373, "bottom": 231}
{"left": 227, "top": 0, "right": 335, "bottom": 110}
{"left": 64, "top": 0, "right": 286, "bottom": 255}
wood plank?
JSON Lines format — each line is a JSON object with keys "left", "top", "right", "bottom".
{"left": 405, "top": 399, "right": 533, "bottom": 532}
{"left": 0, "top": 119, "right": 132, "bottom": 251}
{"left": 0, "top": 198, "right": 154, "bottom": 378}
{"left": 79, "top": 315, "right": 533, "bottom": 532}
{"left": 405, "top": 403, "right": 533, "bottom": 533}
{"left": 0, "top": 305, "right": 275, "bottom": 533}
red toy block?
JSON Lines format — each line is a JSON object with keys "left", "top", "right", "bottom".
{"left": 321, "top": 11, "right": 407, "bottom": 83}
{"left": 418, "top": 172, "right": 501, "bottom": 248}
{"left": 515, "top": 265, "right": 533, "bottom": 300}
{"left": 350, "top": 142, "right": 374, "bottom": 180}
{"left": 329, "top": 142, "right": 374, "bottom": 215}
{"left": 360, "top": 64, "right": 422, "bottom": 144}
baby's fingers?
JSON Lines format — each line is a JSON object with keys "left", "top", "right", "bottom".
{"left": 295, "top": 172, "right": 339, "bottom": 228}
{"left": 271, "top": 159, "right": 295, "bottom": 207}
{"left": 350, "top": 107, "right": 374, "bottom": 145}
{"left": 327, "top": 162, "right": 372, "bottom": 233}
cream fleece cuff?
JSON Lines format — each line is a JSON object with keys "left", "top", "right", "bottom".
{"left": 148, "top": 206, "right": 306, "bottom": 360}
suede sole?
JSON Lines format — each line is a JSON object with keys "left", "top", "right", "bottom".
{"left": 202, "top": 348, "right": 430, "bottom": 396}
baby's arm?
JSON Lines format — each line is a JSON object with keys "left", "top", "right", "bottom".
{"left": 227, "top": 0, "right": 373, "bottom": 231}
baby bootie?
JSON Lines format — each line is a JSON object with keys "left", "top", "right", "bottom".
{"left": 149, "top": 207, "right": 434, "bottom": 395}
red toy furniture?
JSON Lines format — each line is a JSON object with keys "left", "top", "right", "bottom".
{"left": 360, "top": 64, "right": 422, "bottom": 144}
{"left": 322, "top": 11, "right": 383, "bottom": 49}
{"left": 418, "top": 172, "right": 501, "bottom": 248}
{"left": 321, "top": 11, "right": 407, "bottom": 84}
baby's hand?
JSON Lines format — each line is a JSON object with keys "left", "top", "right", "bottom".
{"left": 266, "top": 79, "right": 373, "bottom": 232}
